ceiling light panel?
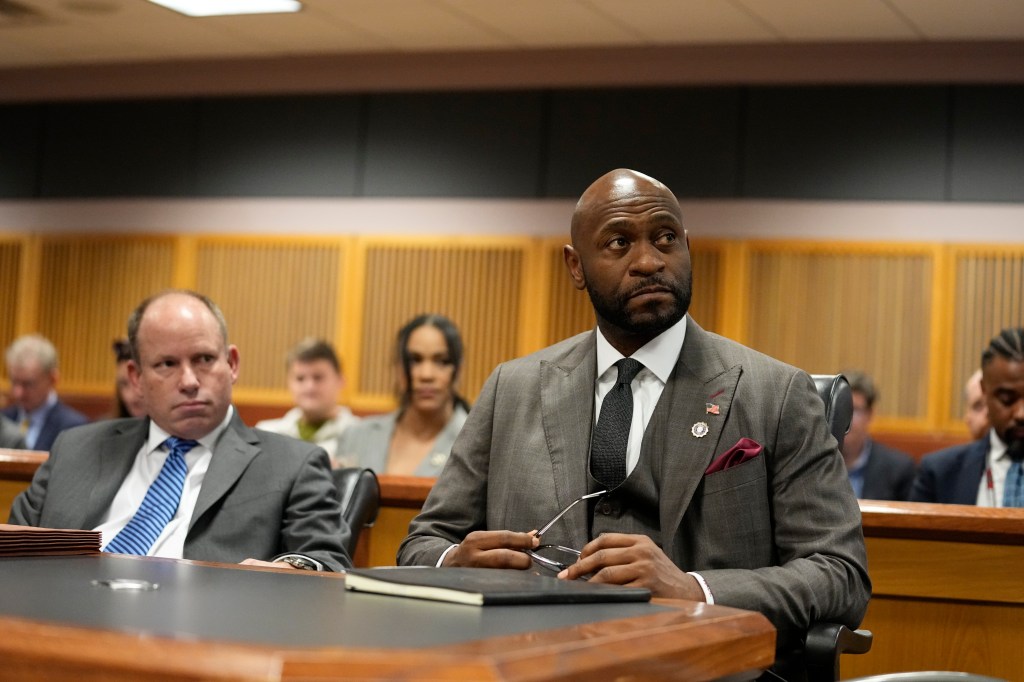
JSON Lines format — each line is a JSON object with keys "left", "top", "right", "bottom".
{"left": 147, "top": 0, "right": 302, "bottom": 17}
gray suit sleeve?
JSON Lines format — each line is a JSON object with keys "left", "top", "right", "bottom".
{"left": 7, "top": 441, "right": 55, "bottom": 526}
{"left": 698, "top": 371, "right": 871, "bottom": 634}
{"left": 277, "top": 446, "right": 354, "bottom": 572}
{"left": 398, "top": 368, "right": 499, "bottom": 566}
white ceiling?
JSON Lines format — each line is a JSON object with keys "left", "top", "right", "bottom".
{"left": 1, "top": 0, "right": 1022, "bottom": 70}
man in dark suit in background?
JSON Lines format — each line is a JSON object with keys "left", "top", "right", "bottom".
{"left": 840, "top": 370, "right": 916, "bottom": 500}
{"left": 912, "top": 327, "right": 1024, "bottom": 506}
{"left": 3, "top": 334, "right": 88, "bottom": 451}
{"left": 400, "top": 169, "right": 869, "bottom": 675}
{"left": 10, "top": 290, "right": 351, "bottom": 571}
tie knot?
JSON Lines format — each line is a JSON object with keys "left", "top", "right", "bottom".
{"left": 164, "top": 437, "right": 199, "bottom": 457}
{"left": 615, "top": 358, "right": 643, "bottom": 385}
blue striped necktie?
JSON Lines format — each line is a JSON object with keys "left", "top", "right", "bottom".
{"left": 104, "top": 437, "right": 198, "bottom": 555}
{"left": 1004, "top": 460, "right": 1024, "bottom": 508}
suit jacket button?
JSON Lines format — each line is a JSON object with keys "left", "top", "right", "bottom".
{"left": 597, "top": 501, "right": 613, "bottom": 515}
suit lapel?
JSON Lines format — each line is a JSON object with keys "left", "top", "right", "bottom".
{"left": 85, "top": 419, "right": 148, "bottom": 529}
{"left": 189, "top": 411, "right": 260, "bottom": 531}
{"left": 957, "top": 439, "right": 990, "bottom": 504}
{"left": 540, "top": 333, "right": 597, "bottom": 548}
{"left": 658, "top": 319, "right": 742, "bottom": 559}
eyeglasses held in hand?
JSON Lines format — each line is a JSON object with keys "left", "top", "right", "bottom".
{"left": 525, "top": 490, "right": 606, "bottom": 572}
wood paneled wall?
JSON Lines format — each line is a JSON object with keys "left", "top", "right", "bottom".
{"left": 745, "top": 243, "right": 936, "bottom": 424}
{"left": 0, "top": 238, "right": 20, "bottom": 350}
{"left": 1, "top": 233, "right": 1021, "bottom": 437}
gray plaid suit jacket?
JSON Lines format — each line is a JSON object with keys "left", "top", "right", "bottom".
{"left": 400, "top": 317, "right": 869, "bottom": 645}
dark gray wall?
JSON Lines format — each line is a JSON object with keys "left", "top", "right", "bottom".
{"left": 2, "top": 86, "right": 1022, "bottom": 202}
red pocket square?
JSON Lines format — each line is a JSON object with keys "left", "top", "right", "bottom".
{"left": 704, "top": 438, "right": 763, "bottom": 475}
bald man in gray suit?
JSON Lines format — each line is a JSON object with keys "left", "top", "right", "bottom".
{"left": 399, "top": 170, "right": 869, "bottom": 676}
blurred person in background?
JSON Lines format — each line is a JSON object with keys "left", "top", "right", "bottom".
{"left": 256, "top": 338, "right": 359, "bottom": 465}
{"left": 840, "top": 370, "right": 916, "bottom": 501}
{"left": 963, "top": 368, "right": 990, "bottom": 441}
{"left": 913, "top": 328, "right": 1024, "bottom": 506}
{"left": 111, "top": 339, "right": 146, "bottom": 419}
{"left": 3, "top": 334, "right": 88, "bottom": 450}
{"left": 337, "top": 314, "right": 469, "bottom": 476}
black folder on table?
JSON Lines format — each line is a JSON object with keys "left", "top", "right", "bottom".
{"left": 343, "top": 567, "right": 651, "bottom": 606}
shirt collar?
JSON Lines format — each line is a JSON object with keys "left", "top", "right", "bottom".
{"left": 595, "top": 314, "right": 687, "bottom": 383}
{"left": 145, "top": 405, "right": 234, "bottom": 454}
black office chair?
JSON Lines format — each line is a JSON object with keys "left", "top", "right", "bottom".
{"left": 805, "top": 374, "right": 874, "bottom": 682}
{"left": 332, "top": 467, "right": 381, "bottom": 558}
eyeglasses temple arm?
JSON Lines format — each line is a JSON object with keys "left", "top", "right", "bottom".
{"left": 534, "top": 490, "right": 607, "bottom": 538}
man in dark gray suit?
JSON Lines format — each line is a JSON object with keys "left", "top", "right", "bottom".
{"left": 10, "top": 290, "right": 351, "bottom": 572}
{"left": 399, "top": 169, "right": 869, "bottom": 670}
{"left": 840, "top": 370, "right": 916, "bottom": 500}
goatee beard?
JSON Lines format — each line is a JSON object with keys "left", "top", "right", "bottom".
{"left": 585, "top": 271, "right": 692, "bottom": 336}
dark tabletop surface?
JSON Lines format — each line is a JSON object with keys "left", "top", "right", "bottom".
{"left": 0, "top": 554, "right": 669, "bottom": 649}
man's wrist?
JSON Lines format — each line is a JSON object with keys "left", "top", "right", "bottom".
{"left": 275, "top": 554, "right": 324, "bottom": 571}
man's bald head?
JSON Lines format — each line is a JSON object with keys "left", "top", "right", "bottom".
{"left": 571, "top": 169, "right": 680, "bottom": 245}
{"left": 563, "top": 168, "right": 691, "bottom": 356}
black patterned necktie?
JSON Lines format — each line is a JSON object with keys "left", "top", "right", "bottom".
{"left": 590, "top": 358, "right": 644, "bottom": 489}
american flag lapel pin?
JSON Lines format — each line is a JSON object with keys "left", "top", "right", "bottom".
{"left": 706, "top": 389, "right": 724, "bottom": 415}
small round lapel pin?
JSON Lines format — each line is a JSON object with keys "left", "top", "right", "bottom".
{"left": 691, "top": 421, "right": 709, "bottom": 438}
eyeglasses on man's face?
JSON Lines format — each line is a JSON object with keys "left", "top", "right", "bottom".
{"left": 524, "top": 490, "right": 606, "bottom": 572}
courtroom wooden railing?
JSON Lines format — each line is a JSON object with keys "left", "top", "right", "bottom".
{"left": 850, "top": 500, "right": 1024, "bottom": 681}
{"left": 0, "top": 449, "right": 47, "bottom": 482}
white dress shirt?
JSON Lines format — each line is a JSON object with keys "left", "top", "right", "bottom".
{"left": 976, "top": 429, "right": 1011, "bottom": 507}
{"left": 95, "top": 407, "right": 233, "bottom": 558}
{"left": 593, "top": 315, "right": 687, "bottom": 476}
{"left": 593, "top": 316, "right": 712, "bottom": 602}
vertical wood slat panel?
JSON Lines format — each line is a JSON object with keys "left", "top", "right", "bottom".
{"left": 544, "top": 242, "right": 593, "bottom": 346}
{"left": 357, "top": 240, "right": 528, "bottom": 408}
{"left": 689, "top": 245, "right": 721, "bottom": 333}
{"left": 34, "top": 237, "right": 175, "bottom": 391}
{"left": 194, "top": 238, "right": 344, "bottom": 394}
{"left": 0, "top": 239, "right": 22, "bottom": 382}
{"left": 949, "top": 247, "right": 1024, "bottom": 423}
{"left": 746, "top": 245, "right": 932, "bottom": 421}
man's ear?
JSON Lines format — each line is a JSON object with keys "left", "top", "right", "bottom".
{"left": 227, "top": 345, "right": 241, "bottom": 384}
{"left": 563, "top": 245, "right": 587, "bottom": 292}
{"left": 127, "top": 361, "right": 141, "bottom": 391}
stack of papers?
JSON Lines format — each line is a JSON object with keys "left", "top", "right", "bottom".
{"left": 0, "top": 524, "right": 101, "bottom": 556}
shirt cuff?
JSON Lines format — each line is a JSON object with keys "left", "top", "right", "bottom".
{"left": 688, "top": 571, "right": 714, "bottom": 604}
{"left": 436, "top": 544, "right": 458, "bottom": 567}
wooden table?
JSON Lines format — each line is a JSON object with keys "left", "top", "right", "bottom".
{"left": 848, "top": 500, "right": 1024, "bottom": 681}
{"left": 0, "top": 554, "right": 775, "bottom": 681}
{"left": 0, "top": 449, "right": 46, "bottom": 523}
